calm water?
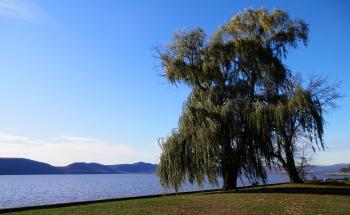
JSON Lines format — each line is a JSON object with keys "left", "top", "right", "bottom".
{"left": 0, "top": 173, "right": 295, "bottom": 209}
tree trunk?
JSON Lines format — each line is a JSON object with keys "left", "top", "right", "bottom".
{"left": 223, "top": 161, "right": 239, "bottom": 190}
{"left": 284, "top": 147, "right": 303, "bottom": 183}
{"left": 221, "top": 138, "right": 240, "bottom": 190}
{"left": 222, "top": 141, "right": 240, "bottom": 190}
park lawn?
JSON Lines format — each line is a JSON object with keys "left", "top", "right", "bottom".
{"left": 5, "top": 181, "right": 350, "bottom": 215}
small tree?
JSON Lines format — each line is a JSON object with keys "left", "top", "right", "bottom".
{"left": 295, "top": 140, "right": 314, "bottom": 181}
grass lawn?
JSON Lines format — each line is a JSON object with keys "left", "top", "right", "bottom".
{"left": 4, "top": 180, "right": 350, "bottom": 215}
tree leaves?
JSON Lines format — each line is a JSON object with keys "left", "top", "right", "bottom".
{"left": 157, "top": 8, "right": 337, "bottom": 190}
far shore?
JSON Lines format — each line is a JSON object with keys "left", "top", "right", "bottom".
{"left": 326, "top": 173, "right": 350, "bottom": 176}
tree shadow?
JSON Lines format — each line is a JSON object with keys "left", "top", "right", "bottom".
{"left": 203, "top": 183, "right": 350, "bottom": 196}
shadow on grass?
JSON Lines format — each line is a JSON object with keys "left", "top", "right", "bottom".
{"left": 204, "top": 183, "right": 350, "bottom": 196}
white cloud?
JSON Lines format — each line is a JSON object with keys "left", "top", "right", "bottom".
{"left": 0, "top": 132, "right": 160, "bottom": 166}
{"left": 0, "top": 0, "right": 41, "bottom": 20}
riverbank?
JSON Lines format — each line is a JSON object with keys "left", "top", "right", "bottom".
{"left": 2, "top": 180, "right": 350, "bottom": 215}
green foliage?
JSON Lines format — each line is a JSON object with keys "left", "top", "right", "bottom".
{"left": 157, "top": 8, "right": 338, "bottom": 190}
{"left": 270, "top": 74, "right": 340, "bottom": 182}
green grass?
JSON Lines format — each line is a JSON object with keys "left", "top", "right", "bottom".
{"left": 5, "top": 180, "right": 350, "bottom": 215}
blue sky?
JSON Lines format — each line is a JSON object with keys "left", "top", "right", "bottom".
{"left": 0, "top": 0, "right": 349, "bottom": 165}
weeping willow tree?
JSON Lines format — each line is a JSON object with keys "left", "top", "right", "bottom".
{"left": 270, "top": 75, "right": 340, "bottom": 182}
{"left": 158, "top": 88, "right": 274, "bottom": 191}
{"left": 157, "top": 8, "right": 314, "bottom": 190}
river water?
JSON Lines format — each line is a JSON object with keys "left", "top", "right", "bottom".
{"left": 0, "top": 172, "right": 322, "bottom": 209}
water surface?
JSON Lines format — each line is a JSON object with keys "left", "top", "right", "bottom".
{"left": 0, "top": 173, "right": 293, "bottom": 209}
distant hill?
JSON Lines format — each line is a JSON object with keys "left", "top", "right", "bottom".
{"left": 0, "top": 158, "right": 157, "bottom": 175}
{"left": 0, "top": 158, "right": 347, "bottom": 176}
{"left": 108, "top": 162, "right": 158, "bottom": 173}
{"left": 0, "top": 158, "right": 63, "bottom": 175}
{"left": 60, "top": 162, "right": 116, "bottom": 174}
{"left": 308, "top": 163, "right": 350, "bottom": 174}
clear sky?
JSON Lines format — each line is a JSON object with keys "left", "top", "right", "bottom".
{"left": 0, "top": 0, "right": 349, "bottom": 166}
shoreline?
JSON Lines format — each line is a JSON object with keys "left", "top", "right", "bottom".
{"left": 326, "top": 173, "right": 350, "bottom": 176}
{"left": 0, "top": 182, "right": 290, "bottom": 214}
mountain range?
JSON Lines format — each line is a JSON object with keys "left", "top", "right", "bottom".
{"left": 0, "top": 158, "right": 157, "bottom": 175}
{"left": 0, "top": 158, "right": 348, "bottom": 175}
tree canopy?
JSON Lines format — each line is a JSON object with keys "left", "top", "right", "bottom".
{"left": 157, "top": 8, "right": 339, "bottom": 191}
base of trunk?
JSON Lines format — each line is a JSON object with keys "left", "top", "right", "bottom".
{"left": 288, "top": 173, "right": 303, "bottom": 183}
{"left": 285, "top": 163, "right": 303, "bottom": 183}
{"left": 223, "top": 179, "right": 237, "bottom": 190}
{"left": 222, "top": 167, "right": 239, "bottom": 191}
